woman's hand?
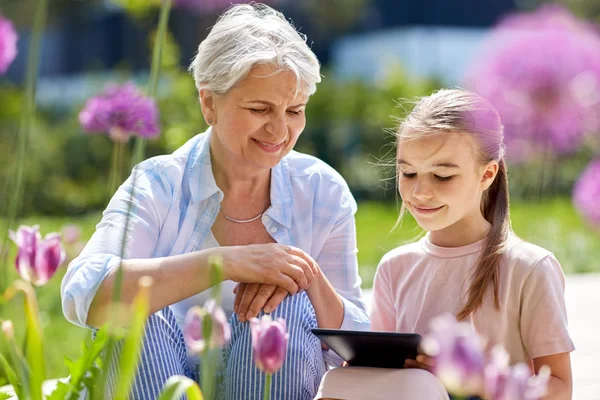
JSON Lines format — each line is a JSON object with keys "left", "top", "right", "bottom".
{"left": 233, "top": 283, "right": 288, "bottom": 322}
{"left": 220, "top": 244, "right": 319, "bottom": 295}
{"left": 404, "top": 355, "right": 436, "bottom": 373}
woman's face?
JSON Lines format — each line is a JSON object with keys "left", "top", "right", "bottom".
{"left": 201, "top": 64, "right": 308, "bottom": 171}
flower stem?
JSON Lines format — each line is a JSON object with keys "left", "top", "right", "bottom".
{"left": 130, "top": 0, "right": 172, "bottom": 169}
{"left": 107, "top": 141, "right": 125, "bottom": 200}
{"left": 0, "top": 0, "right": 47, "bottom": 292}
{"left": 264, "top": 373, "right": 272, "bottom": 400}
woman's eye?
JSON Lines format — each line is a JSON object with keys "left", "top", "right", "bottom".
{"left": 402, "top": 172, "right": 417, "bottom": 178}
{"left": 435, "top": 175, "right": 453, "bottom": 181}
{"left": 250, "top": 108, "right": 267, "bottom": 114}
{"left": 287, "top": 109, "right": 302, "bottom": 115}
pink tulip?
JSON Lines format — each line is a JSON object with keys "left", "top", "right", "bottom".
{"left": 9, "top": 225, "right": 66, "bottom": 286}
{"left": 183, "top": 300, "right": 231, "bottom": 355}
{"left": 0, "top": 14, "right": 18, "bottom": 75}
{"left": 250, "top": 315, "right": 288, "bottom": 374}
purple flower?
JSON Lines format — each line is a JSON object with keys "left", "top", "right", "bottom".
{"left": 0, "top": 14, "right": 18, "bottom": 75}
{"left": 573, "top": 159, "right": 600, "bottom": 227}
{"left": 467, "top": 5, "right": 600, "bottom": 161}
{"left": 61, "top": 224, "right": 82, "bottom": 245}
{"left": 183, "top": 300, "right": 231, "bottom": 354}
{"left": 9, "top": 225, "right": 66, "bottom": 286}
{"left": 421, "top": 314, "right": 486, "bottom": 396}
{"left": 183, "top": 306, "right": 207, "bottom": 354}
{"left": 250, "top": 315, "right": 288, "bottom": 374}
{"left": 79, "top": 82, "right": 160, "bottom": 143}
{"left": 484, "top": 346, "right": 550, "bottom": 400}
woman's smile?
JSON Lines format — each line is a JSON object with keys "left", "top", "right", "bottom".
{"left": 252, "top": 138, "right": 285, "bottom": 153}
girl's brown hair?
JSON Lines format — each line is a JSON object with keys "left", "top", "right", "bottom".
{"left": 396, "top": 89, "right": 511, "bottom": 320}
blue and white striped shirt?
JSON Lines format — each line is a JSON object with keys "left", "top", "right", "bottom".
{"left": 61, "top": 128, "right": 369, "bottom": 354}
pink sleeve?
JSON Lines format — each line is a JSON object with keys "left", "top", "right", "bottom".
{"left": 520, "top": 255, "right": 575, "bottom": 359}
{"left": 369, "top": 259, "right": 397, "bottom": 332}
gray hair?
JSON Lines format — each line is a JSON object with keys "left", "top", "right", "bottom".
{"left": 189, "top": 3, "right": 321, "bottom": 96}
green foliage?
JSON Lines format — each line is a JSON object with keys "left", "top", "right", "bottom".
{"left": 46, "top": 329, "right": 110, "bottom": 400}
{"left": 156, "top": 376, "right": 205, "bottom": 400}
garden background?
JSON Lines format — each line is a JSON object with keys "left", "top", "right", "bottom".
{"left": 0, "top": 0, "right": 599, "bottom": 395}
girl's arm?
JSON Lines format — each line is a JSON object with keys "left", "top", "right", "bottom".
{"left": 534, "top": 352, "right": 572, "bottom": 400}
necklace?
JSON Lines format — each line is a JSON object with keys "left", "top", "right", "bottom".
{"left": 221, "top": 209, "right": 264, "bottom": 223}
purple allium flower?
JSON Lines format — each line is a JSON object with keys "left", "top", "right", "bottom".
{"left": 61, "top": 224, "right": 82, "bottom": 245}
{"left": 9, "top": 225, "right": 66, "bottom": 286}
{"left": 183, "top": 300, "right": 231, "bottom": 355}
{"left": 250, "top": 315, "right": 288, "bottom": 374}
{"left": 0, "top": 14, "right": 18, "bottom": 75}
{"left": 573, "top": 159, "right": 600, "bottom": 227}
{"left": 467, "top": 5, "right": 600, "bottom": 161}
{"left": 484, "top": 346, "right": 550, "bottom": 400}
{"left": 79, "top": 82, "right": 160, "bottom": 142}
{"left": 421, "top": 314, "right": 486, "bottom": 397}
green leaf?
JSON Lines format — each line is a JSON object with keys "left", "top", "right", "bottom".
{"left": 0, "top": 392, "right": 14, "bottom": 400}
{"left": 46, "top": 328, "right": 111, "bottom": 400}
{"left": 157, "top": 376, "right": 204, "bottom": 400}
{"left": 1, "top": 281, "right": 43, "bottom": 400}
{"left": 0, "top": 352, "right": 22, "bottom": 399}
{"left": 113, "top": 278, "right": 153, "bottom": 399}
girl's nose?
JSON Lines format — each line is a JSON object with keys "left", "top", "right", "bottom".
{"left": 412, "top": 178, "right": 433, "bottom": 200}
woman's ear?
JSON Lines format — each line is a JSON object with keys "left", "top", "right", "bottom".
{"left": 480, "top": 161, "right": 499, "bottom": 191}
{"left": 199, "top": 89, "right": 217, "bottom": 125}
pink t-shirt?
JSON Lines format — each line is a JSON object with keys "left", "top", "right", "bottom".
{"left": 370, "top": 233, "right": 575, "bottom": 363}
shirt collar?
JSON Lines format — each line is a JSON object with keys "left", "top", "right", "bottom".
{"left": 188, "top": 127, "right": 294, "bottom": 228}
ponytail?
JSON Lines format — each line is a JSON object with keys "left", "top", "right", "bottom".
{"left": 457, "top": 159, "right": 511, "bottom": 320}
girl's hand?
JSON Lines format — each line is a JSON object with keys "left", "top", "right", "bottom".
{"left": 404, "top": 355, "right": 436, "bottom": 373}
{"left": 233, "top": 283, "right": 288, "bottom": 322}
{"left": 220, "top": 244, "right": 319, "bottom": 295}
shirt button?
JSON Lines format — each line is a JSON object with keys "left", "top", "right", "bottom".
{"left": 262, "top": 215, "right": 270, "bottom": 222}
{"left": 270, "top": 226, "right": 278, "bottom": 233}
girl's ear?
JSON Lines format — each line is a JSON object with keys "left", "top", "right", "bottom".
{"left": 480, "top": 161, "right": 499, "bottom": 191}
{"left": 199, "top": 89, "right": 217, "bottom": 126}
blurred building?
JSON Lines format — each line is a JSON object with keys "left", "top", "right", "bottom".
{"left": 3, "top": 0, "right": 523, "bottom": 107}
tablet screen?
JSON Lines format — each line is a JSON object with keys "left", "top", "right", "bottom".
{"left": 312, "top": 328, "right": 421, "bottom": 369}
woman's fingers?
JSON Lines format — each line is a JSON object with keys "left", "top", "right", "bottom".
{"left": 233, "top": 283, "right": 246, "bottom": 314}
{"left": 237, "top": 283, "right": 260, "bottom": 322}
{"left": 263, "top": 286, "right": 288, "bottom": 314}
{"left": 245, "top": 284, "right": 278, "bottom": 319}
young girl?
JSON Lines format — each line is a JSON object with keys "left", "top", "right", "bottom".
{"left": 315, "top": 89, "right": 575, "bottom": 400}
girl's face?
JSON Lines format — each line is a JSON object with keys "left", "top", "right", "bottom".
{"left": 200, "top": 64, "right": 308, "bottom": 172}
{"left": 397, "top": 131, "right": 498, "bottom": 235}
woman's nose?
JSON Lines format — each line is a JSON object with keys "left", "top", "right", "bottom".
{"left": 265, "top": 112, "right": 288, "bottom": 138}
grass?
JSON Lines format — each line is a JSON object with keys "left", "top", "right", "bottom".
{"left": 1, "top": 196, "right": 598, "bottom": 383}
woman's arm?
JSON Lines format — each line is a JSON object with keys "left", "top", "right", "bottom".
{"left": 534, "top": 353, "right": 572, "bottom": 400}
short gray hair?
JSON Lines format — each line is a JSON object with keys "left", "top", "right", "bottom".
{"left": 189, "top": 3, "right": 321, "bottom": 96}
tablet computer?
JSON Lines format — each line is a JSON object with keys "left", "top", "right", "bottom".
{"left": 312, "top": 328, "right": 421, "bottom": 369}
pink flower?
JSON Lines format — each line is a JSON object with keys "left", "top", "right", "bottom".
{"left": 467, "top": 5, "right": 600, "bottom": 161}
{"left": 573, "top": 159, "right": 600, "bottom": 227}
{"left": 79, "top": 82, "right": 160, "bottom": 143}
{"left": 9, "top": 225, "right": 66, "bottom": 286}
{"left": 61, "top": 224, "right": 82, "bottom": 245}
{"left": 484, "top": 346, "right": 550, "bottom": 400}
{"left": 421, "top": 314, "right": 486, "bottom": 397}
{"left": 183, "top": 300, "right": 231, "bottom": 354}
{"left": 250, "top": 315, "right": 288, "bottom": 374}
{"left": 0, "top": 14, "right": 18, "bottom": 74}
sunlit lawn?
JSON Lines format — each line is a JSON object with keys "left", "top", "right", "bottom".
{"left": 1, "top": 196, "right": 598, "bottom": 383}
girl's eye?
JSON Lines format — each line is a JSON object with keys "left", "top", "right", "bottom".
{"left": 435, "top": 175, "right": 453, "bottom": 181}
{"left": 402, "top": 172, "right": 416, "bottom": 178}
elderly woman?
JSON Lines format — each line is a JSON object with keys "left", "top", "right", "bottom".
{"left": 61, "top": 3, "right": 369, "bottom": 399}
